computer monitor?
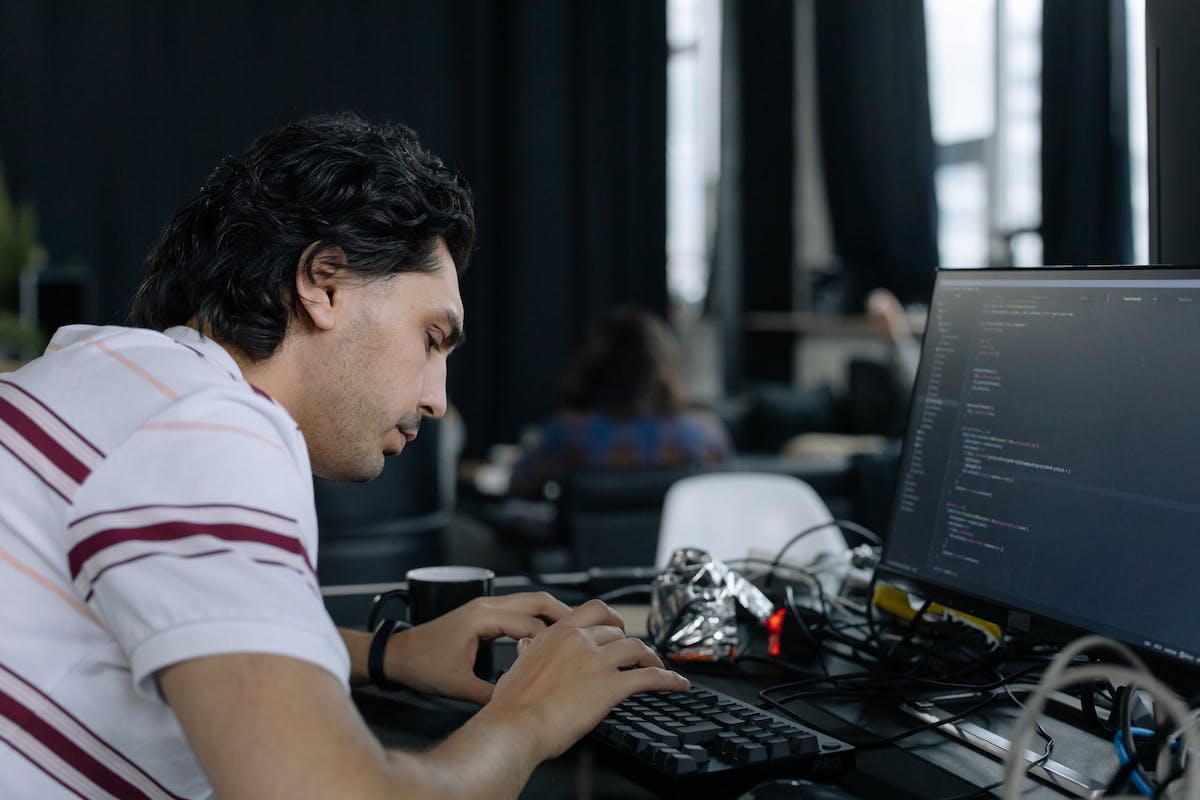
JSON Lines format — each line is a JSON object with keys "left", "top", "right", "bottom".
{"left": 877, "top": 266, "right": 1200, "bottom": 687}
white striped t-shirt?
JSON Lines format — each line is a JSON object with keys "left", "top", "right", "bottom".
{"left": 0, "top": 324, "right": 350, "bottom": 799}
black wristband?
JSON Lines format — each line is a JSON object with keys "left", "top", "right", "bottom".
{"left": 368, "top": 619, "right": 411, "bottom": 691}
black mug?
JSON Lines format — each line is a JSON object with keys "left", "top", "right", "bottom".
{"left": 368, "top": 566, "right": 496, "bottom": 679}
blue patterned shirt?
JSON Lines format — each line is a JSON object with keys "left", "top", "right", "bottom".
{"left": 508, "top": 409, "right": 733, "bottom": 499}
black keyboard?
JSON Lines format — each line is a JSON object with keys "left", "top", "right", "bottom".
{"left": 587, "top": 681, "right": 855, "bottom": 797}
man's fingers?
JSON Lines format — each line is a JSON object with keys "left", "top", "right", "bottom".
{"left": 483, "top": 591, "right": 573, "bottom": 622}
{"left": 598, "top": 635, "right": 667, "bottom": 671}
{"left": 484, "top": 610, "right": 551, "bottom": 642}
{"left": 582, "top": 625, "right": 627, "bottom": 647}
{"left": 559, "top": 599, "right": 627, "bottom": 632}
{"left": 618, "top": 666, "right": 691, "bottom": 696}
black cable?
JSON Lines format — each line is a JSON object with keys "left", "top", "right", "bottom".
{"left": 762, "top": 661, "right": 1049, "bottom": 710}
{"left": 782, "top": 586, "right": 830, "bottom": 676}
{"left": 816, "top": 692, "right": 1000, "bottom": 749}
{"left": 1151, "top": 766, "right": 1185, "bottom": 799}
{"left": 763, "top": 519, "right": 882, "bottom": 591}
{"left": 882, "top": 599, "right": 932, "bottom": 666}
{"left": 999, "top": 679, "right": 1056, "bottom": 789}
{"left": 1117, "top": 682, "right": 1157, "bottom": 796}
{"left": 930, "top": 720, "right": 1054, "bottom": 800}
{"left": 864, "top": 568, "right": 883, "bottom": 655}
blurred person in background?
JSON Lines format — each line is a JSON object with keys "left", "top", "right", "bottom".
{"left": 509, "top": 307, "right": 733, "bottom": 499}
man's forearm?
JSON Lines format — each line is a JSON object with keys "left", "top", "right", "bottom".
{"left": 340, "top": 627, "right": 546, "bottom": 797}
{"left": 385, "top": 703, "right": 544, "bottom": 800}
{"left": 339, "top": 627, "right": 373, "bottom": 684}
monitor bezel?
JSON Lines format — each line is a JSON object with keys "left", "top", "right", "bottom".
{"left": 875, "top": 264, "right": 1200, "bottom": 693}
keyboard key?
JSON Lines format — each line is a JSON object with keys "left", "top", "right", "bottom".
{"left": 720, "top": 735, "right": 753, "bottom": 758}
{"left": 676, "top": 721, "right": 722, "bottom": 744}
{"left": 664, "top": 751, "right": 701, "bottom": 776}
{"left": 633, "top": 720, "right": 681, "bottom": 748}
{"left": 762, "top": 737, "right": 791, "bottom": 760}
{"left": 733, "top": 741, "right": 768, "bottom": 764}
{"left": 715, "top": 730, "right": 741, "bottom": 750}
{"left": 790, "top": 733, "right": 820, "bottom": 755}
{"left": 627, "top": 732, "right": 655, "bottom": 754}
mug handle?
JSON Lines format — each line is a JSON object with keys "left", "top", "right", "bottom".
{"left": 366, "top": 588, "right": 409, "bottom": 632}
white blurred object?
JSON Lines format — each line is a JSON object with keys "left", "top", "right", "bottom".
{"left": 655, "top": 472, "right": 848, "bottom": 569}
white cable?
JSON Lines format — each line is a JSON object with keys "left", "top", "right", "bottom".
{"left": 1001, "top": 636, "right": 1198, "bottom": 800}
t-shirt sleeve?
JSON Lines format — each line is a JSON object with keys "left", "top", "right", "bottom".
{"left": 66, "top": 388, "right": 349, "bottom": 700}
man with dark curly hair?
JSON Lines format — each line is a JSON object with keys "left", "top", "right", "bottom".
{"left": 0, "top": 114, "right": 686, "bottom": 798}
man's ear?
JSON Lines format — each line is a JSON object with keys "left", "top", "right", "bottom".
{"left": 294, "top": 244, "right": 349, "bottom": 332}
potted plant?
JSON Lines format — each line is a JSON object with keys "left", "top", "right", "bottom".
{"left": 0, "top": 161, "right": 47, "bottom": 363}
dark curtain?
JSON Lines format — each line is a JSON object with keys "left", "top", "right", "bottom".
{"left": 710, "top": 1, "right": 745, "bottom": 391}
{"left": 712, "top": 0, "right": 795, "bottom": 387}
{"left": 712, "top": 0, "right": 936, "bottom": 387}
{"left": 0, "top": 0, "right": 667, "bottom": 455}
{"left": 1042, "top": 0, "right": 1132, "bottom": 266}
{"left": 814, "top": 0, "right": 938, "bottom": 309}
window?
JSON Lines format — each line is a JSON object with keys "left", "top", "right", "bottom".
{"left": 1127, "top": 0, "right": 1148, "bottom": 264}
{"left": 925, "top": 0, "right": 1149, "bottom": 268}
{"left": 925, "top": 0, "right": 1042, "bottom": 268}
{"left": 666, "top": 0, "right": 721, "bottom": 312}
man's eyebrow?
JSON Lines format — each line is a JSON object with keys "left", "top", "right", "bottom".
{"left": 441, "top": 309, "right": 465, "bottom": 350}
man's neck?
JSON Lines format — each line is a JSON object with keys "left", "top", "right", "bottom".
{"left": 192, "top": 322, "right": 306, "bottom": 422}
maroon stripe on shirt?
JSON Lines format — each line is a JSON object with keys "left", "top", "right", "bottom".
{"left": 0, "top": 664, "right": 183, "bottom": 799}
{"left": 81, "top": 549, "right": 316, "bottom": 602}
{"left": 176, "top": 342, "right": 206, "bottom": 359}
{"left": 0, "top": 379, "right": 104, "bottom": 458}
{"left": 68, "top": 520, "right": 312, "bottom": 579}
{"left": 0, "top": 395, "right": 91, "bottom": 485}
{"left": 0, "top": 439, "right": 70, "bottom": 502}
{"left": 248, "top": 383, "right": 276, "bottom": 403}
{"left": 70, "top": 502, "right": 298, "bottom": 529}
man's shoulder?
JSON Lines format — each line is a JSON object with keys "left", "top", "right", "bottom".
{"left": 32, "top": 324, "right": 255, "bottom": 402}
{"left": 7, "top": 324, "right": 298, "bottom": 460}
{"left": 45, "top": 324, "right": 240, "bottom": 377}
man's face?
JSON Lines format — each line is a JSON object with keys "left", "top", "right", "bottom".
{"left": 306, "top": 241, "right": 464, "bottom": 481}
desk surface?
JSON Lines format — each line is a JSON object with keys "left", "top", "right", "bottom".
{"left": 324, "top": 580, "right": 1118, "bottom": 799}
{"left": 351, "top": 641, "right": 1117, "bottom": 799}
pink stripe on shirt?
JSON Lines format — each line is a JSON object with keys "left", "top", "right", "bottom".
{"left": 0, "top": 663, "right": 184, "bottom": 799}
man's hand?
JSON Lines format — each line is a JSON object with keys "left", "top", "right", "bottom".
{"left": 383, "top": 591, "right": 572, "bottom": 704}
{"left": 484, "top": 599, "right": 690, "bottom": 761}
{"left": 161, "top": 598, "right": 689, "bottom": 798}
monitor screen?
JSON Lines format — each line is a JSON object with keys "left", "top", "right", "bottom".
{"left": 878, "top": 266, "right": 1200, "bottom": 675}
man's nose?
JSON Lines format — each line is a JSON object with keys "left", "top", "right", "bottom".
{"left": 419, "top": 359, "right": 447, "bottom": 419}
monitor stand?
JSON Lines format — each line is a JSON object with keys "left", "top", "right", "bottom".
{"left": 899, "top": 700, "right": 1108, "bottom": 797}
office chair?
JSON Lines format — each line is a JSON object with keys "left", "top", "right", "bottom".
{"left": 556, "top": 467, "right": 702, "bottom": 570}
{"left": 654, "top": 472, "right": 848, "bottom": 569}
{"left": 314, "top": 416, "right": 456, "bottom": 585}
